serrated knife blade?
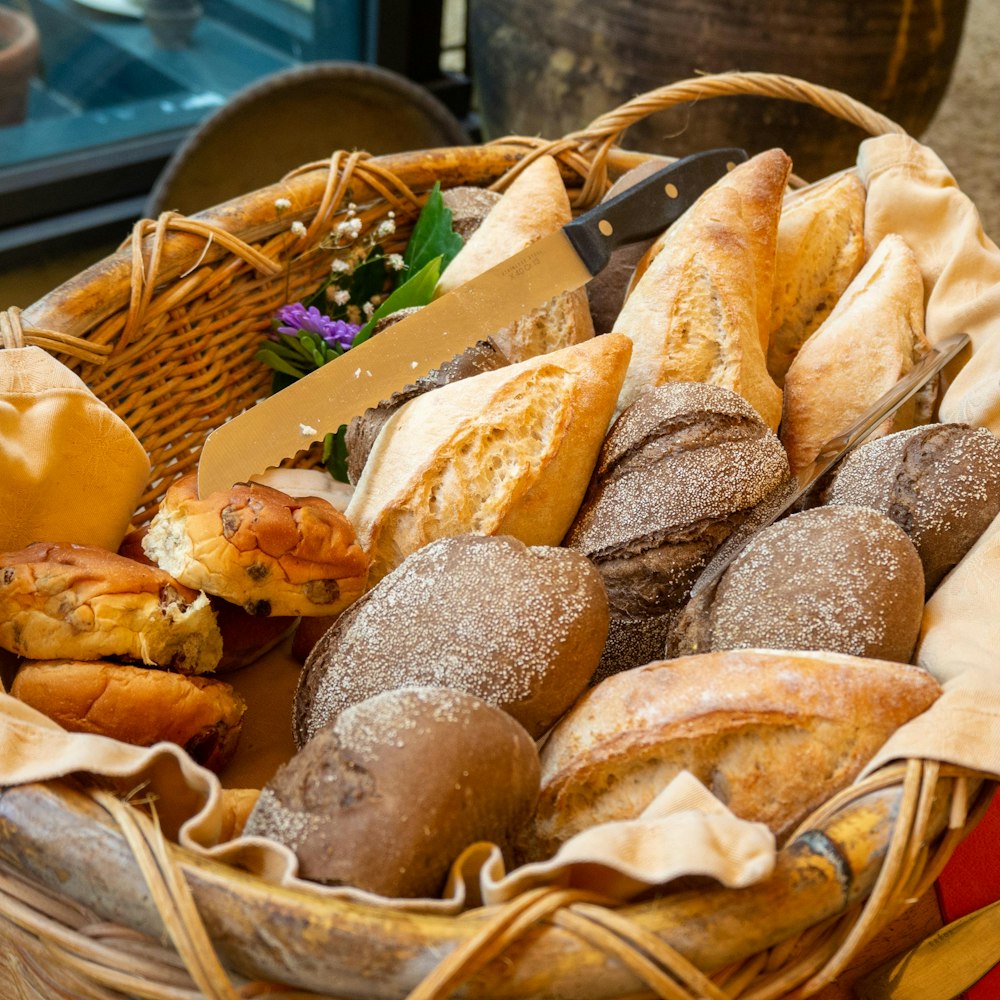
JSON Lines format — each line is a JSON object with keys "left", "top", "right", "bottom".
{"left": 197, "top": 146, "right": 747, "bottom": 497}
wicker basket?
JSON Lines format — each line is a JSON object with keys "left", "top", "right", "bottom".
{"left": 0, "top": 72, "right": 995, "bottom": 1000}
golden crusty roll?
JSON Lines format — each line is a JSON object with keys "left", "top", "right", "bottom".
{"left": 142, "top": 476, "right": 368, "bottom": 618}
{"left": 434, "top": 155, "right": 594, "bottom": 363}
{"left": 345, "top": 333, "right": 632, "bottom": 584}
{"left": 767, "top": 170, "right": 867, "bottom": 386}
{"left": 10, "top": 659, "right": 246, "bottom": 771}
{"left": 613, "top": 150, "right": 789, "bottom": 429}
{"left": 0, "top": 542, "right": 221, "bottom": 673}
{"left": 246, "top": 686, "right": 540, "bottom": 899}
{"left": 780, "top": 233, "right": 933, "bottom": 475}
{"left": 294, "top": 534, "right": 609, "bottom": 746}
{"left": 523, "top": 649, "right": 941, "bottom": 861}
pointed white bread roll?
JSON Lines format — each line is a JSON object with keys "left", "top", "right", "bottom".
{"left": 767, "top": 170, "right": 867, "bottom": 387}
{"left": 612, "top": 150, "right": 788, "bottom": 430}
{"left": 524, "top": 649, "right": 941, "bottom": 859}
{"left": 433, "top": 155, "right": 594, "bottom": 362}
{"left": 345, "top": 333, "right": 633, "bottom": 583}
{"left": 781, "top": 233, "right": 932, "bottom": 475}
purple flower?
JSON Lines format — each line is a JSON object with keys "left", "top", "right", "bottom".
{"left": 274, "top": 302, "right": 359, "bottom": 351}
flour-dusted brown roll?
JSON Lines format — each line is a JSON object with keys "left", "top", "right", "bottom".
{"left": 825, "top": 422, "right": 1000, "bottom": 594}
{"left": 670, "top": 505, "right": 925, "bottom": 663}
{"left": 523, "top": 649, "right": 941, "bottom": 860}
{"left": 345, "top": 333, "right": 632, "bottom": 584}
{"left": 294, "top": 534, "right": 609, "bottom": 746}
{"left": 246, "top": 686, "right": 540, "bottom": 899}
{"left": 440, "top": 185, "right": 503, "bottom": 241}
{"left": 143, "top": 475, "right": 369, "bottom": 618}
{"left": 564, "top": 381, "right": 789, "bottom": 676}
{"left": 0, "top": 542, "right": 222, "bottom": 673}
{"left": 434, "top": 155, "right": 594, "bottom": 363}
{"left": 10, "top": 659, "right": 246, "bottom": 771}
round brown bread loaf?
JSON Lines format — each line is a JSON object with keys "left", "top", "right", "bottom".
{"left": 294, "top": 534, "right": 609, "bottom": 745}
{"left": 523, "top": 649, "right": 941, "bottom": 861}
{"left": 565, "top": 381, "right": 790, "bottom": 618}
{"left": 245, "top": 686, "right": 540, "bottom": 898}
{"left": 440, "top": 185, "right": 502, "bottom": 241}
{"left": 0, "top": 542, "right": 222, "bottom": 673}
{"left": 142, "top": 475, "right": 369, "bottom": 618}
{"left": 825, "top": 422, "right": 1000, "bottom": 594}
{"left": 10, "top": 659, "right": 246, "bottom": 771}
{"left": 672, "top": 505, "right": 925, "bottom": 662}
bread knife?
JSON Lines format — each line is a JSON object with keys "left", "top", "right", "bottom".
{"left": 688, "top": 331, "right": 971, "bottom": 597}
{"left": 853, "top": 896, "right": 1000, "bottom": 999}
{"left": 197, "top": 147, "right": 748, "bottom": 497}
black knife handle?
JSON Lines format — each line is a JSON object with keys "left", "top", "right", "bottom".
{"left": 562, "top": 147, "right": 748, "bottom": 276}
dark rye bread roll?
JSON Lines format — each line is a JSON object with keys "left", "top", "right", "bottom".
{"left": 246, "top": 686, "right": 540, "bottom": 898}
{"left": 565, "top": 382, "right": 790, "bottom": 619}
{"left": 522, "top": 649, "right": 941, "bottom": 860}
{"left": 294, "top": 534, "right": 609, "bottom": 745}
{"left": 10, "top": 659, "right": 246, "bottom": 771}
{"left": 0, "top": 542, "right": 222, "bottom": 674}
{"left": 825, "top": 423, "right": 1000, "bottom": 594}
{"left": 669, "top": 505, "right": 925, "bottom": 663}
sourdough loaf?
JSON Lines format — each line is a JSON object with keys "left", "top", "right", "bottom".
{"left": 524, "top": 649, "right": 941, "bottom": 859}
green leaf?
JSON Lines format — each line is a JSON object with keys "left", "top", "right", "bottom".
{"left": 352, "top": 256, "right": 442, "bottom": 346}
{"left": 322, "top": 427, "right": 350, "bottom": 483}
{"left": 253, "top": 347, "right": 307, "bottom": 380}
{"left": 404, "top": 182, "right": 463, "bottom": 276}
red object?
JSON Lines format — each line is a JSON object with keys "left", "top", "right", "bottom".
{"left": 935, "top": 789, "right": 1000, "bottom": 998}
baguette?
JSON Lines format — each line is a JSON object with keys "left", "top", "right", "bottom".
{"left": 612, "top": 150, "right": 788, "bottom": 429}
{"left": 345, "top": 333, "right": 632, "bottom": 583}
{"left": 780, "top": 233, "right": 933, "bottom": 475}
{"left": 434, "top": 155, "right": 594, "bottom": 362}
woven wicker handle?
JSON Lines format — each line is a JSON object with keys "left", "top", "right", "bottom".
{"left": 571, "top": 71, "right": 906, "bottom": 156}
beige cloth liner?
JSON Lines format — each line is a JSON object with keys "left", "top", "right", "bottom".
{"left": 0, "top": 346, "right": 150, "bottom": 553}
{"left": 2, "top": 134, "right": 1000, "bottom": 915}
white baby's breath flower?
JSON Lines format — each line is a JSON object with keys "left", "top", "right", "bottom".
{"left": 362, "top": 301, "right": 375, "bottom": 318}
{"left": 332, "top": 289, "right": 351, "bottom": 306}
{"left": 290, "top": 220, "right": 307, "bottom": 237}
{"left": 274, "top": 197, "right": 292, "bottom": 212}
{"left": 387, "top": 253, "right": 405, "bottom": 271}
{"left": 376, "top": 218, "right": 396, "bottom": 239}
{"left": 330, "top": 258, "right": 350, "bottom": 273}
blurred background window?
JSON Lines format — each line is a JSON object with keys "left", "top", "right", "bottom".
{"left": 0, "top": 0, "right": 472, "bottom": 281}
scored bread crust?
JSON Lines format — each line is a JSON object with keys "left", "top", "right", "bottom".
{"left": 10, "top": 658, "right": 246, "bottom": 771}
{"left": 345, "top": 333, "right": 633, "bottom": 583}
{"left": 767, "top": 170, "right": 867, "bottom": 386}
{"left": 525, "top": 648, "right": 941, "bottom": 860}
{"left": 142, "top": 476, "right": 369, "bottom": 618}
{"left": 0, "top": 542, "right": 222, "bottom": 673}
{"left": 613, "top": 150, "right": 789, "bottom": 430}
{"left": 780, "top": 233, "right": 933, "bottom": 475}
{"left": 434, "top": 155, "right": 595, "bottom": 363}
